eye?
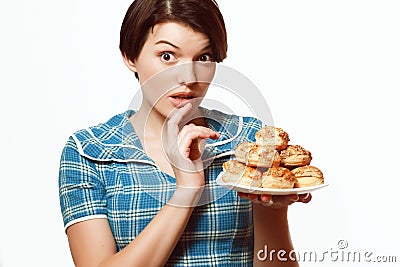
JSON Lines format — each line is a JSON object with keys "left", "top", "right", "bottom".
{"left": 198, "top": 54, "right": 213, "bottom": 63}
{"left": 160, "top": 52, "right": 177, "bottom": 63}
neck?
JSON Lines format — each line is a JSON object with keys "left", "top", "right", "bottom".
{"left": 130, "top": 106, "right": 165, "bottom": 141}
{"left": 130, "top": 103, "right": 207, "bottom": 142}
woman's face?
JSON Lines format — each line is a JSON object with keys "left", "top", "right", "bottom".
{"left": 124, "top": 22, "right": 216, "bottom": 118}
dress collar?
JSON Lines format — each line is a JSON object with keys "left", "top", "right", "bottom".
{"left": 72, "top": 108, "right": 244, "bottom": 163}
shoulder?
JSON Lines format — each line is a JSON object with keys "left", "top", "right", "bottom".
{"left": 60, "top": 111, "right": 139, "bottom": 163}
{"left": 72, "top": 111, "right": 131, "bottom": 144}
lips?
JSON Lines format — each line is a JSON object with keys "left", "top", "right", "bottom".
{"left": 169, "top": 92, "right": 195, "bottom": 99}
{"left": 169, "top": 91, "right": 196, "bottom": 107}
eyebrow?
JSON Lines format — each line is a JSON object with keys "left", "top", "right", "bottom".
{"left": 200, "top": 44, "right": 212, "bottom": 53}
{"left": 155, "top": 40, "right": 180, "bottom": 49}
{"left": 155, "top": 40, "right": 211, "bottom": 53}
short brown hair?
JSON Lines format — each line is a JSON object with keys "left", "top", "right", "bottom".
{"left": 119, "top": 0, "right": 227, "bottom": 63}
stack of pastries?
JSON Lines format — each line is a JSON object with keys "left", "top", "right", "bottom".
{"left": 222, "top": 126, "right": 324, "bottom": 189}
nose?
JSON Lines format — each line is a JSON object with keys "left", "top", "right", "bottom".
{"left": 178, "top": 62, "right": 197, "bottom": 86}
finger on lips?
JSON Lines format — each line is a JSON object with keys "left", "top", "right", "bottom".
{"left": 168, "top": 103, "right": 193, "bottom": 125}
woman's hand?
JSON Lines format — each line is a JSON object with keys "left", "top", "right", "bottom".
{"left": 163, "top": 103, "right": 220, "bottom": 188}
{"left": 238, "top": 192, "right": 312, "bottom": 208}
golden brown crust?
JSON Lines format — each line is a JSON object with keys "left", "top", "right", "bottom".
{"left": 261, "top": 167, "right": 295, "bottom": 189}
{"left": 271, "top": 150, "right": 281, "bottom": 167}
{"left": 222, "top": 160, "right": 245, "bottom": 176}
{"left": 222, "top": 160, "right": 262, "bottom": 187}
{"left": 255, "top": 126, "right": 290, "bottom": 151}
{"left": 280, "top": 145, "right": 312, "bottom": 167}
{"left": 291, "top": 166, "right": 324, "bottom": 188}
{"left": 234, "top": 142, "right": 276, "bottom": 168}
{"left": 222, "top": 125, "right": 326, "bottom": 190}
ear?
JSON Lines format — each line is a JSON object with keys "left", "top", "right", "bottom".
{"left": 122, "top": 53, "right": 137, "bottom": 73}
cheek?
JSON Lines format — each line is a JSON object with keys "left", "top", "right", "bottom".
{"left": 152, "top": 95, "right": 175, "bottom": 118}
{"left": 141, "top": 71, "right": 179, "bottom": 107}
{"left": 137, "top": 59, "right": 163, "bottom": 84}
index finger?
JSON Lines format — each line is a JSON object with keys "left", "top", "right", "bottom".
{"left": 167, "top": 103, "right": 193, "bottom": 128}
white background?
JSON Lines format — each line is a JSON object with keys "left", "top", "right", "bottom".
{"left": 1, "top": 0, "right": 399, "bottom": 266}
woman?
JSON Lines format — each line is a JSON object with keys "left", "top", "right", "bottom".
{"left": 59, "top": 0, "right": 311, "bottom": 266}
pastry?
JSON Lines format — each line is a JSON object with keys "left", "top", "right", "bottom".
{"left": 222, "top": 160, "right": 262, "bottom": 187}
{"left": 234, "top": 142, "right": 277, "bottom": 168}
{"left": 255, "top": 126, "right": 290, "bottom": 151}
{"left": 291, "top": 166, "right": 324, "bottom": 188}
{"left": 280, "top": 145, "right": 312, "bottom": 167}
{"left": 221, "top": 125, "right": 325, "bottom": 190}
{"left": 270, "top": 150, "right": 281, "bottom": 168}
{"left": 261, "top": 167, "right": 295, "bottom": 189}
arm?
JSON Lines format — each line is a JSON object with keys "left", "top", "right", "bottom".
{"left": 239, "top": 193, "right": 311, "bottom": 266}
{"left": 67, "top": 187, "right": 202, "bottom": 267}
{"left": 65, "top": 104, "right": 219, "bottom": 266}
{"left": 253, "top": 204, "right": 298, "bottom": 267}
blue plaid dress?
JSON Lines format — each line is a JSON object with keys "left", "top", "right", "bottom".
{"left": 59, "top": 108, "right": 262, "bottom": 266}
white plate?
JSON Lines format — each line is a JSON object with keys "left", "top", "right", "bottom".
{"left": 215, "top": 172, "right": 329, "bottom": 195}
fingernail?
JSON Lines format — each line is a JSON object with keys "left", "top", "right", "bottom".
{"left": 264, "top": 198, "right": 273, "bottom": 206}
{"left": 261, "top": 194, "right": 271, "bottom": 202}
{"left": 290, "top": 195, "right": 299, "bottom": 202}
{"left": 301, "top": 193, "right": 310, "bottom": 202}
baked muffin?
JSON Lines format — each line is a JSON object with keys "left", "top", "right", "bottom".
{"left": 280, "top": 145, "right": 312, "bottom": 167}
{"left": 261, "top": 167, "right": 295, "bottom": 189}
{"left": 255, "top": 126, "right": 290, "bottom": 151}
{"left": 291, "top": 165, "right": 324, "bottom": 187}
{"left": 235, "top": 142, "right": 277, "bottom": 168}
{"left": 222, "top": 160, "right": 263, "bottom": 187}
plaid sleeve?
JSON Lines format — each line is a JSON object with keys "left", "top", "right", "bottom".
{"left": 242, "top": 116, "right": 263, "bottom": 142}
{"left": 58, "top": 137, "right": 107, "bottom": 230}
